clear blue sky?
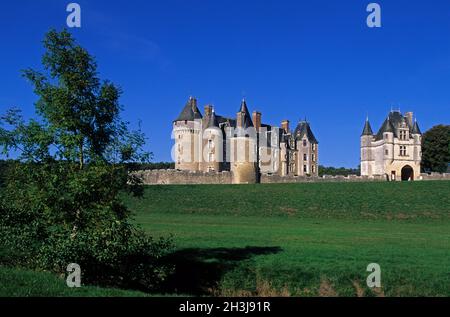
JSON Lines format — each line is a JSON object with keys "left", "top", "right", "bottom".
{"left": 1, "top": 0, "right": 449, "bottom": 167}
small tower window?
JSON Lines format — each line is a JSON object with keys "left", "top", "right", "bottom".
{"left": 303, "top": 139, "right": 307, "bottom": 147}
{"left": 312, "top": 154, "right": 315, "bottom": 162}
{"left": 385, "top": 149, "right": 388, "bottom": 155}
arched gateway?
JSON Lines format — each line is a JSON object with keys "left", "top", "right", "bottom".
{"left": 401, "top": 165, "right": 414, "bottom": 181}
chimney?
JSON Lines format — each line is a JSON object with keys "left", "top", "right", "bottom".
{"left": 252, "top": 111, "right": 261, "bottom": 131}
{"left": 204, "top": 104, "right": 213, "bottom": 118}
{"left": 281, "top": 120, "right": 290, "bottom": 133}
{"left": 405, "top": 112, "right": 413, "bottom": 128}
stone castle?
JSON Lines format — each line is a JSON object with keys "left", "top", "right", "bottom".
{"left": 172, "top": 97, "right": 319, "bottom": 184}
{"left": 360, "top": 110, "right": 422, "bottom": 181}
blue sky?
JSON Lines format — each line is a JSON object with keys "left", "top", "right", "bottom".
{"left": 1, "top": 0, "right": 449, "bottom": 167}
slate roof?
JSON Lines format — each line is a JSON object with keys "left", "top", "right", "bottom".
{"left": 361, "top": 119, "right": 374, "bottom": 136}
{"left": 237, "top": 99, "right": 254, "bottom": 129}
{"left": 412, "top": 120, "right": 421, "bottom": 135}
{"left": 294, "top": 121, "right": 318, "bottom": 144}
{"left": 374, "top": 111, "right": 421, "bottom": 140}
{"left": 174, "top": 97, "right": 203, "bottom": 122}
{"left": 205, "top": 110, "right": 219, "bottom": 129}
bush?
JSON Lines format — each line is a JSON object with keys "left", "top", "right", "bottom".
{"left": 0, "top": 203, "right": 173, "bottom": 292}
{"left": 37, "top": 222, "right": 173, "bottom": 291}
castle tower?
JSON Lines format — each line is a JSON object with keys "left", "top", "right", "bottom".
{"left": 230, "top": 99, "right": 257, "bottom": 184}
{"left": 411, "top": 119, "right": 422, "bottom": 167}
{"left": 294, "top": 120, "right": 319, "bottom": 176}
{"left": 201, "top": 109, "right": 222, "bottom": 172}
{"left": 173, "top": 97, "right": 203, "bottom": 171}
{"left": 360, "top": 118, "right": 374, "bottom": 177}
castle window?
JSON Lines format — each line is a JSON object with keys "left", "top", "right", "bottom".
{"left": 303, "top": 154, "right": 307, "bottom": 161}
{"left": 208, "top": 139, "right": 213, "bottom": 149}
{"left": 400, "top": 146, "right": 407, "bottom": 156}
{"left": 303, "top": 139, "right": 307, "bottom": 147}
{"left": 312, "top": 154, "right": 315, "bottom": 162}
{"left": 399, "top": 130, "right": 408, "bottom": 140}
{"left": 312, "top": 165, "right": 316, "bottom": 173}
{"left": 312, "top": 144, "right": 316, "bottom": 150}
{"left": 303, "top": 165, "right": 307, "bottom": 172}
{"left": 385, "top": 149, "right": 388, "bottom": 155}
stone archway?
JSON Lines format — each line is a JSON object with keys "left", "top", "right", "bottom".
{"left": 401, "top": 165, "right": 414, "bottom": 181}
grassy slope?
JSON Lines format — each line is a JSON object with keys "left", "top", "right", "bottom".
{"left": 125, "top": 181, "right": 450, "bottom": 220}
{"left": 0, "top": 266, "right": 148, "bottom": 297}
{"left": 127, "top": 181, "right": 450, "bottom": 296}
{"left": 2, "top": 181, "right": 449, "bottom": 297}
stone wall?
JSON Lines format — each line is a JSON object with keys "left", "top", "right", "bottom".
{"left": 419, "top": 173, "right": 450, "bottom": 181}
{"left": 135, "top": 169, "right": 450, "bottom": 185}
{"left": 260, "top": 174, "right": 386, "bottom": 183}
{"left": 135, "top": 169, "right": 232, "bottom": 185}
{"left": 136, "top": 170, "right": 385, "bottom": 185}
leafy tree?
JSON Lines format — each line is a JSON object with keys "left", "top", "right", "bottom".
{"left": 318, "top": 165, "right": 360, "bottom": 177}
{"left": 0, "top": 29, "right": 172, "bottom": 290}
{"left": 421, "top": 125, "right": 450, "bottom": 173}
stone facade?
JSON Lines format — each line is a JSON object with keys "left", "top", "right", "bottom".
{"left": 173, "top": 97, "right": 319, "bottom": 184}
{"left": 361, "top": 111, "right": 422, "bottom": 181}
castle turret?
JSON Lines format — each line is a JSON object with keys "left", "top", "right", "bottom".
{"left": 360, "top": 118, "right": 374, "bottom": 176}
{"left": 294, "top": 119, "right": 319, "bottom": 176}
{"left": 201, "top": 109, "right": 222, "bottom": 172}
{"left": 411, "top": 119, "right": 422, "bottom": 163}
{"left": 173, "top": 97, "right": 203, "bottom": 171}
{"left": 230, "top": 99, "right": 257, "bottom": 184}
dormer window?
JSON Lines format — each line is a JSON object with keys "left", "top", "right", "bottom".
{"left": 303, "top": 139, "right": 307, "bottom": 147}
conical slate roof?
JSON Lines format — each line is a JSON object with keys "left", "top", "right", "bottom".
{"left": 361, "top": 119, "right": 374, "bottom": 136}
{"left": 174, "top": 97, "right": 203, "bottom": 122}
{"left": 205, "top": 110, "right": 219, "bottom": 129}
{"left": 237, "top": 99, "right": 254, "bottom": 128}
{"left": 375, "top": 117, "right": 395, "bottom": 140}
{"left": 294, "top": 120, "right": 318, "bottom": 144}
{"left": 412, "top": 120, "right": 421, "bottom": 135}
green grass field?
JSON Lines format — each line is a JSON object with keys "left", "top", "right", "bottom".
{"left": 0, "top": 266, "right": 149, "bottom": 297}
{"left": 2, "top": 181, "right": 450, "bottom": 296}
{"left": 126, "top": 181, "right": 450, "bottom": 297}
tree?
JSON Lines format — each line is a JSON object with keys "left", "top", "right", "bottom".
{"left": 318, "top": 165, "right": 360, "bottom": 177}
{"left": 0, "top": 29, "right": 172, "bottom": 290}
{"left": 421, "top": 125, "right": 450, "bottom": 173}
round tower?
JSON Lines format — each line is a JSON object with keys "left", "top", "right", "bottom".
{"left": 230, "top": 99, "right": 257, "bottom": 184}
{"left": 360, "top": 118, "right": 374, "bottom": 177}
{"left": 201, "top": 109, "right": 222, "bottom": 172}
{"left": 173, "top": 97, "right": 202, "bottom": 171}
